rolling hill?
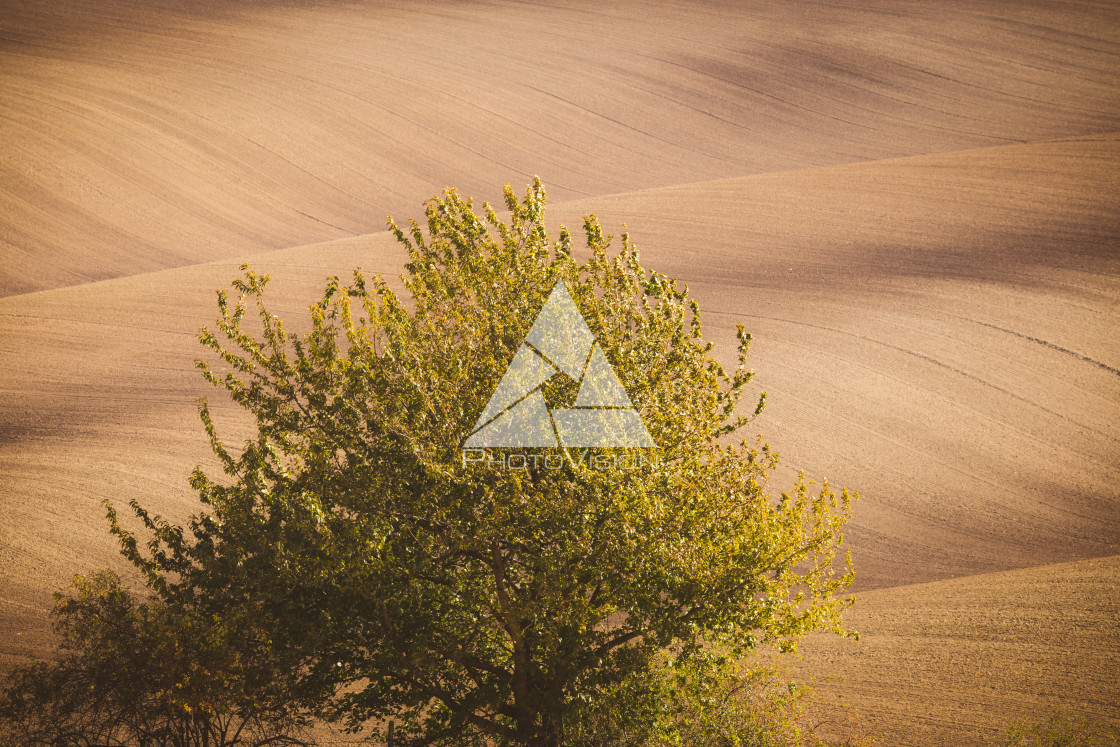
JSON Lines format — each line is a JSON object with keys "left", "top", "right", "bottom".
{"left": 2, "top": 0, "right": 1118, "bottom": 294}
{"left": 1, "top": 0, "right": 1118, "bottom": 743}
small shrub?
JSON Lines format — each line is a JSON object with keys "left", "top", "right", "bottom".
{"left": 989, "top": 709, "right": 1119, "bottom": 747}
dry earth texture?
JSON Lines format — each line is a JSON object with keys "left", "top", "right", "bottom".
{"left": 1, "top": 1, "right": 1118, "bottom": 744}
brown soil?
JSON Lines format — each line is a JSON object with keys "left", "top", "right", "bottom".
{"left": 1, "top": 1, "right": 1118, "bottom": 743}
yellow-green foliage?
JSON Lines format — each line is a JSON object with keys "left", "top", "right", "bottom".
{"left": 0, "top": 571, "right": 312, "bottom": 746}
{"left": 989, "top": 711, "right": 1119, "bottom": 747}
{"left": 105, "top": 180, "right": 856, "bottom": 746}
{"left": 569, "top": 648, "right": 878, "bottom": 746}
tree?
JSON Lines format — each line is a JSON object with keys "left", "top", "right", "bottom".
{"left": 567, "top": 648, "right": 877, "bottom": 746}
{"left": 0, "top": 570, "right": 312, "bottom": 747}
{"left": 107, "top": 179, "right": 856, "bottom": 745}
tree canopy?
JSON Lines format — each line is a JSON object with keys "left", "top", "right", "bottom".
{"left": 0, "top": 570, "right": 312, "bottom": 747}
{"left": 5, "top": 180, "right": 857, "bottom": 746}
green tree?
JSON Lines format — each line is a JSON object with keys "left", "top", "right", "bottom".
{"left": 568, "top": 649, "right": 877, "bottom": 746}
{"left": 108, "top": 179, "right": 856, "bottom": 745}
{"left": 0, "top": 571, "right": 312, "bottom": 747}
